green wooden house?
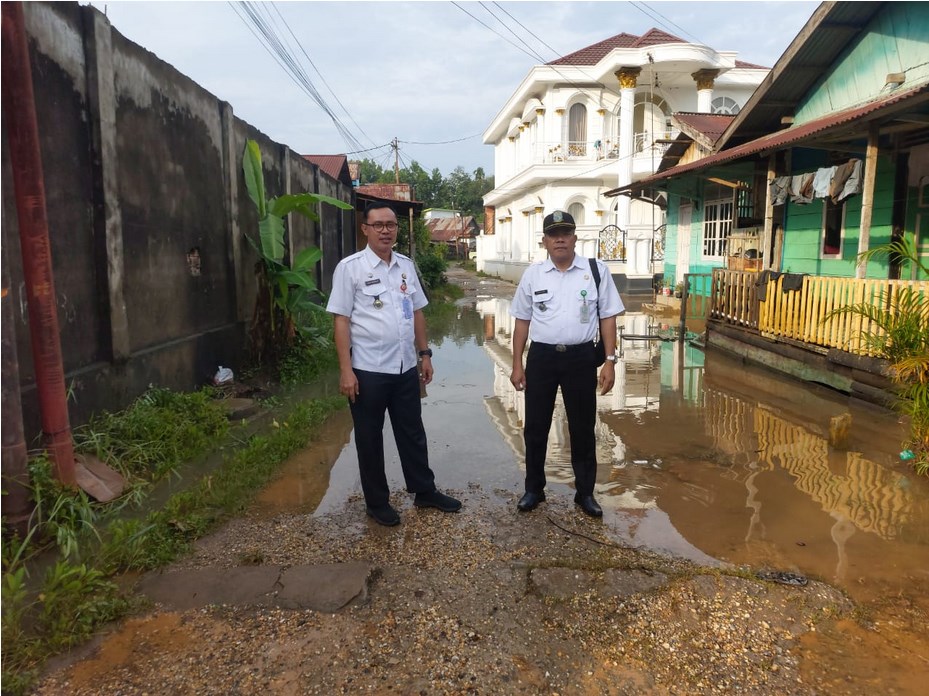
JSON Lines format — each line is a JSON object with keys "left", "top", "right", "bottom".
{"left": 606, "top": 1, "right": 929, "bottom": 401}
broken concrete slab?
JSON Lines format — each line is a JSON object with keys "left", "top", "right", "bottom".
{"left": 276, "top": 562, "right": 373, "bottom": 612}
{"left": 136, "top": 563, "right": 374, "bottom": 613}
{"left": 138, "top": 566, "right": 281, "bottom": 610}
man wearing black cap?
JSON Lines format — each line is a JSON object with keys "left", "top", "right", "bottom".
{"left": 509, "top": 210, "right": 624, "bottom": 517}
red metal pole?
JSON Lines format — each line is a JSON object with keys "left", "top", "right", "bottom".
{"left": 1, "top": 1, "right": 76, "bottom": 485}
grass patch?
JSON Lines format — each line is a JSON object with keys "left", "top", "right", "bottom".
{"left": 1, "top": 388, "right": 345, "bottom": 695}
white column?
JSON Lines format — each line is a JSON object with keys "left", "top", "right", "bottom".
{"left": 692, "top": 69, "right": 719, "bottom": 113}
{"left": 615, "top": 68, "right": 641, "bottom": 272}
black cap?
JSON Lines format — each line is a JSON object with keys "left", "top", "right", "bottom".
{"left": 542, "top": 210, "right": 576, "bottom": 234}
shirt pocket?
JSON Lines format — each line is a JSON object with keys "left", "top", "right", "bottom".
{"left": 532, "top": 288, "right": 554, "bottom": 312}
{"left": 361, "top": 280, "right": 386, "bottom": 304}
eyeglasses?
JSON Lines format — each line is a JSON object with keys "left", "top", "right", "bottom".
{"left": 363, "top": 221, "right": 398, "bottom": 232}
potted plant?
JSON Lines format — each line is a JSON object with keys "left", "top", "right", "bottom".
{"left": 674, "top": 281, "right": 684, "bottom": 298}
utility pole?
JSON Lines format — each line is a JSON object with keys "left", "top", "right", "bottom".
{"left": 392, "top": 137, "right": 400, "bottom": 184}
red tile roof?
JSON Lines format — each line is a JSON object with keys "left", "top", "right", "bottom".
{"left": 548, "top": 28, "right": 685, "bottom": 66}
{"left": 609, "top": 83, "right": 929, "bottom": 194}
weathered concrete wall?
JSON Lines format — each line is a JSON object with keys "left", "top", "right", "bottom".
{"left": 3, "top": 2, "right": 355, "bottom": 440}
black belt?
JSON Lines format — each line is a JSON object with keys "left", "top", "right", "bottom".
{"left": 532, "top": 341, "right": 593, "bottom": 353}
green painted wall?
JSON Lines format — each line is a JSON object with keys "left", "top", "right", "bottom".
{"left": 781, "top": 154, "right": 896, "bottom": 278}
{"left": 796, "top": 3, "right": 929, "bottom": 123}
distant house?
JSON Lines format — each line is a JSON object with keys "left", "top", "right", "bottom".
{"left": 425, "top": 215, "right": 479, "bottom": 258}
{"left": 303, "top": 154, "right": 353, "bottom": 187}
{"left": 480, "top": 26, "right": 768, "bottom": 289}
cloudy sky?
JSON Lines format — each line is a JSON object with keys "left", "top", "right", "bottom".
{"left": 89, "top": 1, "right": 819, "bottom": 177}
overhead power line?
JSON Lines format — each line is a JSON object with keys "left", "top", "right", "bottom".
{"left": 228, "top": 1, "right": 367, "bottom": 153}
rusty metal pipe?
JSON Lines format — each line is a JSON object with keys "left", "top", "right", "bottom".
{"left": 1, "top": 2, "right": 76, "bottom": 485}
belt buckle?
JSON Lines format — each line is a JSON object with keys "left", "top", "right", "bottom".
{"left": 555, "top": 344, "right": 567, "bottom": 352}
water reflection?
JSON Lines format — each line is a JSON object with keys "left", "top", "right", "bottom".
{"left": 474, "top": 298, "right": 929, "bottom": 597}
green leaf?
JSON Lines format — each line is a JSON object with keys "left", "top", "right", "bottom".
{"left": 269, "top": 192, "right": 353, "bottom": 218}
{"left": 293, "top": 246, "right": 322, "bottom": 271}
{"left": 279, "top": 270, "right": 317, "bottom": 290}
{"left": 259, "top": 215, "right": 285, "bottom": 262}
{"left": 242, "top": 140, "right": 266, "bottom": 218}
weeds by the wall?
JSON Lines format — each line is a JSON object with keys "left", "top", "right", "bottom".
{"left": 1, "top": 383, "right": 344, "bottom": 694}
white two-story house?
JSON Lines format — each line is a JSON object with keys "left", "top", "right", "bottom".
{"left": 479, "top": 28, "right": 768, "bottom": 291}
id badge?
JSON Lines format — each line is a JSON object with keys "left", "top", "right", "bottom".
{"left": 402, "top": 296, "right": 413, "bottom": 320}
{"left": 579, "top": 300, "right": 591, "bottom": 323}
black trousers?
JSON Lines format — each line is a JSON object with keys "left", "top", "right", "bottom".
{"left": 349, "top": 367, "right": 436, "bottom": 508}
{"left": 523, "top": 342, "right": 598, "bottom": 496}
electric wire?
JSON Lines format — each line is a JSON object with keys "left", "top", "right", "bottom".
{"left": 229, "top": 1, "right": 366, "bottom": 153}
{"left": 271, "top": 2, "right": 377, "bottom": 148}
{"left": 629, "top": 1, "right": 704, "bottom": 45}
{"left": 450, "top": 1, "right": 542, "bottom": 62}
{"left": 478, "top": 2, "right": 549, "bottom": 63}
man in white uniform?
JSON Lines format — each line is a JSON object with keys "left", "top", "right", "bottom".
{"left": 327, "top": 202, "right": 461, "bottom": 526}
{"left": 510, "top": 210, "right": 624, "bottom": 517}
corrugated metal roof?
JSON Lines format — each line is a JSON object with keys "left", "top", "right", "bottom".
{"left": 718, "top": 1, "right": 885, "bottom": 148}
{"left": 302, "top": 154, "right": 352, "bottom": 186}
{"left": 607, "top": 83, "right": 929, "bottom": 195}
{"left": 355, "top": 183, "right": 413, "bottom": 201}
{"left": 426, "top": 216, "right": 478, "bottom": 243}
{"left": 674, "top": 113, "right": 735, "bottom": 144}
{"left": 547, "top": 28, "right": 684, "bottom": 66}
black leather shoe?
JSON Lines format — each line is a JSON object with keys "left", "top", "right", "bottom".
{"left": 414, "top": 490, "right": 462, "bottom": 512}
{"left": 366, "top": 504, "right": 401, "bottom": 526}
{"left": 574, "top": 493, "right": 603, "bottom": 518}
{"left": 517, "top": 491, "right": 546, "bottom": 512}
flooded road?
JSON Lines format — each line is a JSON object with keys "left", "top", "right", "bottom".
{"left": 38, "top": 268, "right": 929, "bottom": 695}
{"left": 257, "top": 269, "right": 929, "bottom": 613}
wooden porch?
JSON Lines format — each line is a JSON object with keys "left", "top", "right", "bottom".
{"left": 706, "top": 269, "right": 929, "bottom": 358}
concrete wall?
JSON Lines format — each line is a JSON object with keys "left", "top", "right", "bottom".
{"left": 3, "top": 2, "right": 354, "bottom": 440}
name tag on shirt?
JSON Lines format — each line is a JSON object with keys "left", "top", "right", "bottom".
{"left": 364, "top": 278, "right": 382, "bottom": 286}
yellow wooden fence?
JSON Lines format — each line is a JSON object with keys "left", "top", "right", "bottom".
{"left": 710, "top": 269, "right": 929, "bottom": 356}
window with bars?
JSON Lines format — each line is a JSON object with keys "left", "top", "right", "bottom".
{"left": 703, "top": 198, "right": 733, "bottom": 258}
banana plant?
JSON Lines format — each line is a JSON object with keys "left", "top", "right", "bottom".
{"left": 242, "top": 139, "right": 352, "bottom": 359}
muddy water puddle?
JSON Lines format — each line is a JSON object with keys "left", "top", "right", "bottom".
{"left": 259, "top": 297, "right": 927, "bottom": 600}
{"left": 254, "top": 287, "right": 929, "bottom": 688}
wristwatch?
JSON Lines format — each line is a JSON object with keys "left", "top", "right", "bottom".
{"left": 605, "top": 354, "right": 618, "bottom": 363}
{"left": 418, "top": 348, "right": 433, "bottom": 358}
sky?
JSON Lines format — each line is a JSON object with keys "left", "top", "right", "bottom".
{"left": 88, "top": 1, "right": 820, "bottom": 177}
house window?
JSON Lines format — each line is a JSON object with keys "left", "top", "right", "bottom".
{"left": 821, "top": 199, "right": 845, "bottom": 257}
{"left": 568, "top": 103, "right": 587, "bottom": 156}
{"left": 633, "top": 93, "right": 670, "bottom": 152}
{"left": 711, "top": 96, "right": 741, "bottom": 115}
{"left": 568, "top": 202, "right": 585, "bottom": 226}
{"left": 703, "top": 198, "right": 733, "bottom": 258}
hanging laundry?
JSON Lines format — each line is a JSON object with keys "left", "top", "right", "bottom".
{"left": 838, "top": 159, "right": 863, "bottom": 201}
{"left": 769, "top": 176, "right": 790, "bottom": 205}
{"left": 754, "top": 269, "right": 782, "bottom": 302}
{"left": 782, "top": 273, "right": 806, "bottom": 292}
{"left": 812, "top": 166, "right": 836, "bottom": 198}
{"left": 830, "top": 159, "right": 861, "bottom": 202}
{"left": 789, "top": 172, "right": 814, "bottom": 204}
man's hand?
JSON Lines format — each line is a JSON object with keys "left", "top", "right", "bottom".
{"left": 340, "top": 369, "right": 359, "bottom": 403}
{"left": 598, "top": 361, "right": 615, "bottom": 395}
{"left": 510, "top": 365, "right": 526, "bottom": 391}
{"left": 420, "top": 355, "right": 434, "bottom": 386}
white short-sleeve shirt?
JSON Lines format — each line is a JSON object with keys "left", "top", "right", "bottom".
{"left": 510, "top": 255, "right": 624, "bottom": 345}
{"left": 327, "top": 246, "right": 428, "bottom": 373}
